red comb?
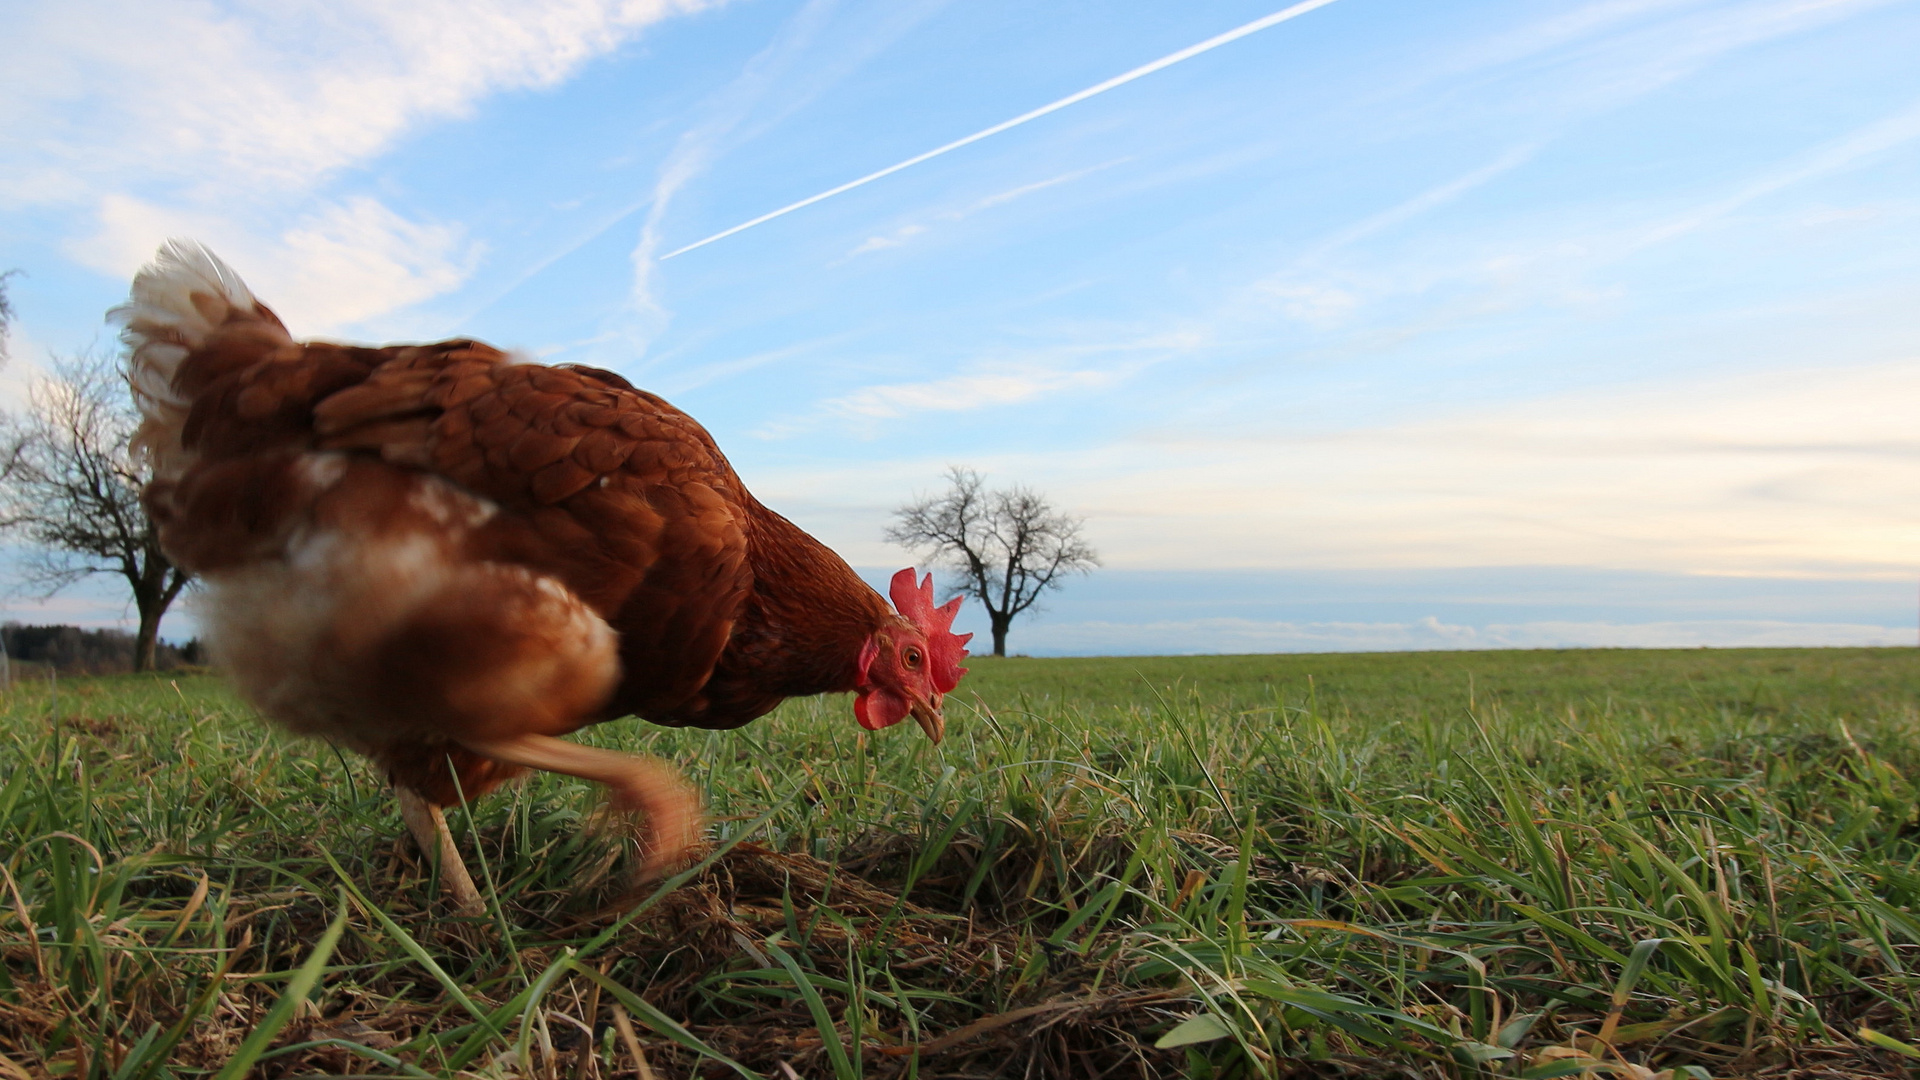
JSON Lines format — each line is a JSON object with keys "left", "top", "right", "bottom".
{"left": 889, "top": 568, "right": 971, "bottom": 693}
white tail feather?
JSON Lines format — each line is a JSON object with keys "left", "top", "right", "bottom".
{"left": 111, "top": 239, "right": 280, "bottom": 481}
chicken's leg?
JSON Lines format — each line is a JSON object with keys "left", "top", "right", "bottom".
{"left": 396, "top": 785, "right": 485, "bottom": 916}
{"left": 456, "top": 733, "right": 701, "bottom": 879}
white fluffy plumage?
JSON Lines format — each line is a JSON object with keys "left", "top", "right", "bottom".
{"left": 111, "top": 239, "right": 280, "bottom": 482}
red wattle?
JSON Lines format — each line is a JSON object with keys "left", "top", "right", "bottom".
{"left": 855, "top": 689, "right": 907, "bottom": 731}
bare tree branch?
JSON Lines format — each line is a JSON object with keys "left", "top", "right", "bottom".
{"left": 886, "top": 467, "right": 1098, "bottom": 657}
{"left": 0, "top": 349, "right": 190, "bottom": 671}
{"left": 0, "top": 270, "right": 17, "bottom": 364}
{"left": 0, "top": 270, "right": 17, "bottom": 363}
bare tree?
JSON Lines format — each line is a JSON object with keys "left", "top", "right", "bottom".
{"left": 886, "top": 467, "right": 1098, "bottom": 657}
{"left": 0, "top": 270, "right": 16, "bottom": 362}
{"left": 0, "top": 351, "right": 189, "bottom": 672}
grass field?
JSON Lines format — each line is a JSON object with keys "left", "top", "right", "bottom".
{"left": 5, "top": 647, "right": 1920, "bottom": 1079}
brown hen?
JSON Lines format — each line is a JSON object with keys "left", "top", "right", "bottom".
{"left": 116, "top": 241, "right": 970, "bottom": 912}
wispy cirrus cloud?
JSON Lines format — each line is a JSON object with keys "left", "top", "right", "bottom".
{"left": 1633, "top": 96, "right": 1920, "bottom": 249}
{"left": 1438, "top": 0, "right": 1900, "bottom": 115}
{"left": 659, "top": 0, "right": 1347, "bottom": 259}
{"left": 620, "top": 0, "right": 950, "bottom": 358}
{"left": 1219, "top": 5, "right": 1903, "bottom": 338}
{"left": 840, "top": 159, "right": 1127, "bottom": 260}
{"left": 1300, "top": 144, "right": 1541, "bottom": 262}
{"left": 653, "top": 333, "right": 860, "bottom": 396}
{"left": 847, "top": 225, "right": 932, "bottom": 257}
{"left": 1258, "top": 283, "right": 1362, "bottom": 327}
{"left": 1238, "top": 89, "right": 1920, "bottom": 351}
{"left": 826, "top": 364, "right": 1119, "bottom": 419}
{"left": 754, "top": 328, "right": 1204, "bottom": 439}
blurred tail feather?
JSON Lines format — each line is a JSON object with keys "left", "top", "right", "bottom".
{"left": 111, "top": 240, "right": 288, "bottom": 481}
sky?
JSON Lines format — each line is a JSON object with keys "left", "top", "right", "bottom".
{"left": 3, "top": 0, "right": 1920, "bottom": 655}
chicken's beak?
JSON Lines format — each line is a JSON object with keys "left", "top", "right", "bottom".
{"left": 909, "top": 694, "right": 945, "bottom": 745}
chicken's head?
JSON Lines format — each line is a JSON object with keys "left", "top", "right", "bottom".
{"left": 855, "top": 568, "right": 972, "bottom": 744}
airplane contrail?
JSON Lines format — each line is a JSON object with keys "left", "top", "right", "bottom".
{"left": 660, "top": 0, "right": 1346, "bottom": 260}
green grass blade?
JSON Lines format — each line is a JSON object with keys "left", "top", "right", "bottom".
{"left": 766, "top": 939, "right": 858, "bottom": 1080}
{"left": 208, "top": 895, "right": 348, "bottom": 1080}
{"left": 572, "top": 962, "right": 761, "bottom": 1079}
{"left": 319, "top": 848, "right": 498, "bottom": 1031}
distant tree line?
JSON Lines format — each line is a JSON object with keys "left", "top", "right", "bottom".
{"left": 1, "top": 622, "right": 203, "bottom": 675}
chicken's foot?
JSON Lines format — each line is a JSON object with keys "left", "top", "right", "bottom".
{"left": 395, "top": 785, "right": 485, "bottom": 916}
{"left": 456, "top": 733, "right": 702, "bottom": 880}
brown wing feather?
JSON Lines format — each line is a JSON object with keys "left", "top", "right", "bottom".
{"left": 312, "top": 345, "right": 754, "bottom": 725}
{"left": 181, "top": 342, "right": 385, "bottom": 460}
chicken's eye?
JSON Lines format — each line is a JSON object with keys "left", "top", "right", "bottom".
{"left": 903, "top": 647, "right": 923, "bottom": 668}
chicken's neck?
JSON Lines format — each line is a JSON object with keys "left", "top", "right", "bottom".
{"left": 694, "top": 502, "right": 895, "bottom": 724}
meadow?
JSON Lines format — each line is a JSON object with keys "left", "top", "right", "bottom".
{"left": 4, "top": 647, "right": 1920, "bottom": 1079}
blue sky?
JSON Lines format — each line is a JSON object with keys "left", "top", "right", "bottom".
{"left": 4, "top": 0, "right": 1920, "bottom": 654}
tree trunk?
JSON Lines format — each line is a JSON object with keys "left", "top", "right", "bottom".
{"left": 990, "top": 613, "right": 1011, "bottom": 657}
{"left": 128, "top": 556, "right": 188, "bottom": 674}
{"left": 134, "top": 606, "right": 160, "bottom": 673}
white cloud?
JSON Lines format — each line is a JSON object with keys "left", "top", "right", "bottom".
{"left": 655, "top": 333, "right": 857, "bottom": 396}
{"left": 848, "top": 224, "right": 930, "bottom": 256}
{"left": 625, "top": 0, "right": 944, "bottom": 351}
{"left": 1798, "top": 205, "right": 1888, "bottom": 227}
{"left": 740, "top": 344, "right": 1920, "bottom": 576}
{"left": 1260, "top": 282, "right": 1360, "bottom": 327}
{"left": 825, "top": 365, "right": 1118, "bottom": 420}
{"left": 0, "top": 0, "right": 717, "bottom": 203}
{"left": 1444, "top": 0, "right": 1707, "bottom": 77}
{"left": 1634, "top": 96, "right": 1920, "bottom": 250}
{"left": 1302, "top": 144, "right": 1540, "bottom": 261}
{"left": 278, "top": 199, "right": 482, "bottom": 331}
{"left": 66, "top": 195, "right": 480, "bottom": 336}
{"left": 1442, "top": 0, "right": 1899, "bottom": 117}
{"left": 0, "top": 548, "right": 145, "bottom": 630}
{"left": 3, "top": 0, "right": 716, "bottom": 331}
{"left": 1207, "top": 89, "right": 1920, "bottom": 371}
{"left": 0, "top": 596, "right": 143, "bottom": 632}
{"left": 769, "top": 328, "right": 1205, "bottom": 434}
{"left": 1068, "top": 357, "right": 1920, "bottom": 575}
{"left": 840, "top": 160, "right": 1127, "bottom": 260}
